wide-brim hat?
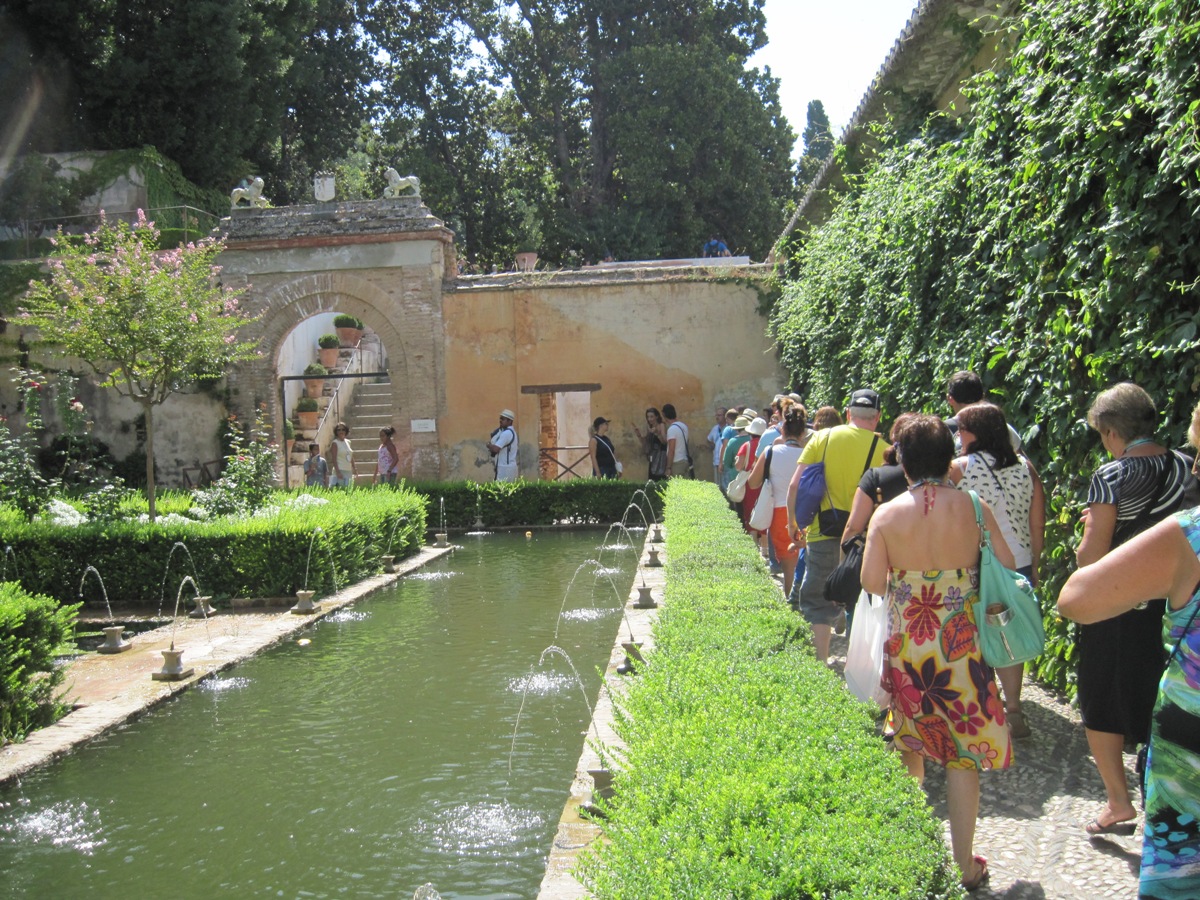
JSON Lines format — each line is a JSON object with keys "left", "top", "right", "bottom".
{"left": 747, "top": 417, "right": 767, "bottom": 436}
{"left": 500, "top": 408, "right": 516, "bottom": 420}
{"left": 742, "top": 408, "right": 758, "bottom": 419}
{"left": 733, "top": 415, "right": 750, "bottom": 430}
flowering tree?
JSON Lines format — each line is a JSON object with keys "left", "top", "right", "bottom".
{"left": 21, "top": 211, "right": 258, "bottom": 520}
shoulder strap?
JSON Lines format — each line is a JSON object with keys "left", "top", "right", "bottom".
{"left": 977, "top": 452, "right": 1007, "bottom": 499}
{"left": 862, "top": 434, "right": 880, "bottom": 476}
{"left": 967, "top": 489, "right": 992, "bottom": 553}
{"left": 764, "top": 445, "right": 773, "bottom": 480}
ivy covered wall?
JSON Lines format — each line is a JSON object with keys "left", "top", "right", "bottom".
{"left": 771, "top": 0, "right": 1200, "bottom": 695}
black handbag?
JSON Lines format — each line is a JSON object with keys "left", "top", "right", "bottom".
{"left": 816, "top": 434, "right": 880, "bottom": 538}
{"left": 824, "top": 534, "right": 865, "bottom": 607}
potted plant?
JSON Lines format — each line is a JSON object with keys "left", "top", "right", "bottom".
{"left": 296, "top": 396, "right": 319, "bottom": 430}
{"left": 303, "top": 362, "right": 327, "bottom": 398}
{"left": 514, "top": 200, "right": 542, "bottom": 272}
{"left": 317, "top": 333, "right": 340, "bottom": 368}
{"left": 333, "top": 313, "right": 362, "bottom": 347}
{"left": 283, "top": 417, "right": 295, "bottom": 455}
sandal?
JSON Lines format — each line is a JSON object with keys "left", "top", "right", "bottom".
{"left": 962, "top": 855, "right": 989, "bottom": 892}
{"left": 1085, "top": 816, "right": 1137, "bottom": 836}
{"left": 1007, "top": 707, "right": 1032, "bottom": 739}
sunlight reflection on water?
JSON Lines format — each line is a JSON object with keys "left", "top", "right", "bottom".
{"left": 0, "top": 799, "right": 105, "bottom": 854}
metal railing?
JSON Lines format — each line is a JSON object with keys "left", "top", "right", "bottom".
{"left": 1, "top": 206, "right": 221, "bottom": 260}
{"left": 539, "top": 445, "right": 591, "bottom": 480}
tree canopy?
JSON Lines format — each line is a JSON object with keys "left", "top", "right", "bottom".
{"left": 1, "top": 0, "right": 799, "bottom": 266}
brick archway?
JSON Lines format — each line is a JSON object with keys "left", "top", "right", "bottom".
{"left": 227, "top": 268, "right": 447, "bottom": 479}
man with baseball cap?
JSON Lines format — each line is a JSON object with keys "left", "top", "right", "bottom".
{"left": 787, "top": 388, "right": 887, "bottom": 663}
{"left": 487, "top": 408, "right": 519, "bottom": 481}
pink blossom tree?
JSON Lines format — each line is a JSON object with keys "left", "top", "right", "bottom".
{"left": 21, "top": 211, "right": 258, "bottom": 520}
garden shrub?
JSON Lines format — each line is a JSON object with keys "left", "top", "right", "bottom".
{"left": 0, "top": 488, "right": 424, "bottom": 606}
{"left": 578, "top": 481, "right": 958, "bottom": 899}
{"left": 771, "top": 0, "right": 1200, "bottom": 696}
{"left": 0, "top": 582, "right": 79, "bottom": 743}
{"left": 407, "top": 478, "right": 664, "bottom": 529}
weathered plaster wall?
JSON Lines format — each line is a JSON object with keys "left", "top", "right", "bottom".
{"left": 441, "top": 275, "right": 784, "bottom": 481}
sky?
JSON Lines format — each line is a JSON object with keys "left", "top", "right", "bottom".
{"left": 752, "top": 0, "right": 920, "bottom": 158}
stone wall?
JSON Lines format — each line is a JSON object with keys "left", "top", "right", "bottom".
{"left": 442, "top": 268, "right": 784, "bottom": 482}
{"left": 4, "top": 198, "right": 785, "bottom": 487}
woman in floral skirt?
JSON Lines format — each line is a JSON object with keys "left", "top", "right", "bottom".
{"left": 862, "top": 414, "right": 1014, "bottom": 892}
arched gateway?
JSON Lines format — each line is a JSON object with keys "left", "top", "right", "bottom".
{"left": 218, "top": 197, "right": 455, "bottom": 480}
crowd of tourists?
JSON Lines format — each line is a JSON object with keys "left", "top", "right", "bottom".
{"left": 682, "top": 373, "right": 1200, "bottom": 898}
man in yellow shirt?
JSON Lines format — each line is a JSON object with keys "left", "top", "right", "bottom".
{"left": 788, "top": 389, "right": 887, "bottom": 663}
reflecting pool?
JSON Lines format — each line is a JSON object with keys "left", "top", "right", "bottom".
{"left": 0, "top": 531, "right": 636, "bottom": 899}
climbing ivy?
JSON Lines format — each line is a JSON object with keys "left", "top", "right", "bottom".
{"left": 772, "top": 0, "right": 1200, "bottom": 695}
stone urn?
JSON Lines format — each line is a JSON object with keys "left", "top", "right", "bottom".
{"left": 515, "top": 251, "right": 538, "bottom": 272}
{"left": 152, "top": 647, "right": 194, "bottom": 681}
{"left": 97, "top": 625, "right": 132, "bottom": 654}
{"left": 290, "top": 589, "right": 320, "bottom": 615}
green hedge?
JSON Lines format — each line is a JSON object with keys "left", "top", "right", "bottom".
{"left": 0, "top": 581, "right": 79, "bottom": 743}
{"left": 578, "top": 480, "right": 959, "bottom": 898}
{"left": 0, "top": 488, "right": 424, "bottom": 606}
{"left": 407, "top": 479, "right": 664, "bottom": 529}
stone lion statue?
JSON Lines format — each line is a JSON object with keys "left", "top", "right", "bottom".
{"left": 230, "top": 177, "right": 269, "bottom": 209}
{"left": 383, "top": 168, "right": 421, "bottom": 200}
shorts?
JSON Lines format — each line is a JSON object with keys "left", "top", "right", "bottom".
{"left": 797, "top": 538, "right": 842, "bottom": 626}
{"left": 769, "top": 507, "right": 800, "bottom": 563}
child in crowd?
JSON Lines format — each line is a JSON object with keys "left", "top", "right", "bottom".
{"left": 303, "top": 442, "right": 329, "bottom": 487}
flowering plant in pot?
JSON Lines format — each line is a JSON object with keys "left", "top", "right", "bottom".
{"left": 333, "top": 313, "right": 362, "bottom": 347}
{"left": 317, "top": 333, "right": 340, "bottom": 368}
{"left": 303, "top": 362, "right": 327, "bottom": 398}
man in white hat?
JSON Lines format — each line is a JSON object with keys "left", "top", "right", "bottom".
{"left": 487, "top": 409, "right": 519, "bottom": 481}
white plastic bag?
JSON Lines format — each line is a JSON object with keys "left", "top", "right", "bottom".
{"left": 748, "top": 486, "right": 774, "bottom": 531}
{"left": 726, "top": 468, "right": 751, "bottom": 502}
{"left": 844, "top": 590, "right": 890, "bottom": 708}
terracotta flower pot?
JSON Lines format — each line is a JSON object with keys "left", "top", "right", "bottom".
{"left": 516, "top": 251, "right": 538, "bottom": 272}
{"left": 297, "top": 411, "right": 319, "bottom": 430}
{"left": 304, "top": 378, "right": 325, "bottom": 398}
{"left": 318, "top": 347, "right": 339, "bottom": 369}
{"left": 336, "top": 326, "right": 362, "bottom": 348}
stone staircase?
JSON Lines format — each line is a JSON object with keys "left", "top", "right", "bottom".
{"left": 286, "top": 359, "right": 393, "bottom": 483}
{"left": 344, "top": 380, "right": 395, "bottom": 474}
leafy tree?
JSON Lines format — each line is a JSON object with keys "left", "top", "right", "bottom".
{"left": 455, "top": 0, "right": 796, "bottom": 261}
{"left": 20, "top": 211, "right": 258, "bottom": 520}
{"left": 798, "top": 100, "right": 834, "bottom": 187}
{"left": 1, "top": 0, "right": 369, "bottom": 199}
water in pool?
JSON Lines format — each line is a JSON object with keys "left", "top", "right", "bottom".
{"left": 0, "top": 530, "right": 636, "bottom": 899}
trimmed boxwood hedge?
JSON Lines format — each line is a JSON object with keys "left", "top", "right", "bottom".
{"left": 0, "top": 582, "right": 79, "bottom": 743}
{"left": 578, "top": 480, "right": 961, "bottom": 899}
{"left": 407, "top": 479, "right": 663, "bottom": 529}
{"left": 0, "top": 488, "right": 424, "bottom": 606}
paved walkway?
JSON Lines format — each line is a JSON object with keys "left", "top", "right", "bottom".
{"left": 828, "top": 633, "right": 1143, "bottom": 898}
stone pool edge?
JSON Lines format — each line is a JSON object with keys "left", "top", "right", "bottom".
{"left": 536, "top": 528, "right": 666, "bottom": 900}
{"left": 0, "top": 546, "right": 454, "bottom": 787}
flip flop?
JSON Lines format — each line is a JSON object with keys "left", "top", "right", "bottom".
{"left": 962, "top": 855, "right": 989, "bottom": 892}
{"left": 1085, "top": 817, "right": 1137, "bottom": 836}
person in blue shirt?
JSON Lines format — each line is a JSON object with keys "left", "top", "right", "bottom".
{"left": 702, "top": 235, "right": 731, "bottom": 257}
